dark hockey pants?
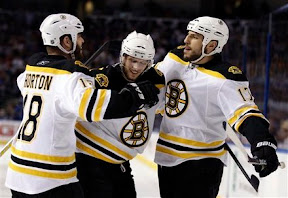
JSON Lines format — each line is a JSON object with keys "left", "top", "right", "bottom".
{"left": 76, "top": 152, "right": 136, "bottom": 198}
{"left": 158, "top": 158, "right": 224, "bottom": 198}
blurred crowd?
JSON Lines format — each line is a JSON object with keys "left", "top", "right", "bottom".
{"left": 0, "top": 9, "right": 287, "bottom": 148}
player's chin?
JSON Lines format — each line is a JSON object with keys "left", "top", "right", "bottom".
{"left": 183, "top": 54, "right": 191, "bottom": 62}
{"left": 183, "top": 50, "right": 191, "bottom": 58}
{"left": 128, "top": 74, "right": 139, "bottom": 81}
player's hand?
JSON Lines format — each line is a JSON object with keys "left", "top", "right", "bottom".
{"left": 122, "top": 80, "right": 160, "bottom": 109}
{"left": 251, "top": 139, "right": 279, "bottom": 177}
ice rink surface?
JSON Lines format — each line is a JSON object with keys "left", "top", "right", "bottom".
{"left": 0, "top": 134, "right": 161, "bottom": 198}
{"left": 1, "top": 133, "right": 287, "bottom": 198}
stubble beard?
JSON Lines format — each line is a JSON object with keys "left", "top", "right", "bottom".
{"left": 183, "top": 52, "right": 202, "bottom": 62}
{"left": 74, "top": 45, "right": 84, "bottom": 60}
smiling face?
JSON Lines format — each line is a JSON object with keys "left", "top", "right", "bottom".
{"left": 122, "top": 55, "right": 149, "bottom": 81}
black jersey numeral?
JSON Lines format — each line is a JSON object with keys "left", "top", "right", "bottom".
{"left": 238, "top": 87, "right": 253, "bottom": 102}
{"left": 18, "top": 94, "right": 43, "bottom": 142}
{"left": 79, "top": 78, "right": 93, "bottom": 88}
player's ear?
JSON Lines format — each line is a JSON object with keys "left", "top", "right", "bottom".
{"left": 61, "top": 35, "right": 73, "bottom": 51}
{"left": 206, "top": 40, "right": 218, "bottom": 54}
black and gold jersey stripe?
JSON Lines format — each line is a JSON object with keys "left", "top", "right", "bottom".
{"left": 156, "top": 132, "right": 226, "bottom": 159}
{"left": 75, "top": 123, "right": 134, "bottom": 164}
{"left": 9, "top": 146, "right": 76, "bottom": 179}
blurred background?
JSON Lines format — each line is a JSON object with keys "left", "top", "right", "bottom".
{"left": 0, "top": 0, "right": 288, "bottom": 149}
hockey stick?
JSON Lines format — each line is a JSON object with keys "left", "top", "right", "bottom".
{"left": 226, "top": 124, "right": 285, "bottom": 169}
{"left": 84, "top": 40, "right": 122, "bottom": 67}
{"left": 224, "top": 143, "right": 260, "bottom": 192}
{"left": 0, "top": 133, "right": 16, "bottom": 157}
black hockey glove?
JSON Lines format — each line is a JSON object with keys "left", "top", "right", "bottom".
{"left": 121, "top": 80, "right": 159, "bottom": 109}
{"left": 251, "top": 138, "right": 279, "bottom": 177}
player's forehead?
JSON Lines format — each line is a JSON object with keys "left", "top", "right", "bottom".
{"left": 187, "top": 31, "right": 203, "bottom": 38}
{"left": 126, "top": 55, "right": 148, "bottom": 63}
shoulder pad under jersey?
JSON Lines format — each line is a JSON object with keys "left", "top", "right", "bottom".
{"left": 27, "top": 52, "right": 90, "bottom": 75}
{"left": 91, "top": 65, "right": 127, "bottom": 90}
{"left": 169, "top": 45, "right": 185, "bottom": 60}
{"left": 137, "top": 67, "right": 165, "bottom": 89}
{"left": 206, "top": 62, "right": 248, "bottom": 81}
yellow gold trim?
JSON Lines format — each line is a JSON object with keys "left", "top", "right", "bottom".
{"left": 26, "top": 65, "right": 71, "bottom": 75}
{"left": 75, "top": 123, "right": 133, "bottom": 160}
{"left": 76, "top": 140, "right": 120, "bottom": 164}
{"left": 154, "top": 62, "right": 162, "bottom": 69}
{"left": 11, "top": 146, "right": 75, "bottom": 163}
{"left": 168, "top": 53, "right": 189, "bottom": 65}
{"left": 9, "top": 161, "right": 76, "bottom": 179}
{"left": 93, "top": 89, "right": 106, "bottom": 121}
{"left": 156, "top": 145, "right": 226, "bottom": 158}
{"left": 155, "top": 84, "right": 165, "bottom": 89}
{"left": 159, "top": 132, "right": 224, "bottom": 148}
{"left": 79, "top": 88, "right": 92, "bottom": 120}
{"left": 197, "top": 67, "right": 226, "bottom": 79}
{"left": 234, "top": 113, "right": 266, "bottom": 132}
{"left": 228, "top": 105, "right": 259, "bottom": 126}
{"left": 156, "top": 109, "right": 164, "bottom": 115}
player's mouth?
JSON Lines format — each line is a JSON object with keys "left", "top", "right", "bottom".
{"left": 184, "top": 46, "right": 191, "bottom": 53}
{"left": 130, "top": 70, "right": 139, "bottom": 74}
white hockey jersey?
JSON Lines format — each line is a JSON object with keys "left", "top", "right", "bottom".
{"left": 154, "top": 47, "right": 268, "bottom": 167}
{"left": 5, "top": 53, "right": 121, "bottom": 194}
{"left": 76, "top": 64, "right": 165, "bottom": 164}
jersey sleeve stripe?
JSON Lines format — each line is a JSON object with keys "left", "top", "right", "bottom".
{"left": 79, "top": 88, "right": 93, "bottom": 121}
{"left": 93, "top": 89, "right": 107, "bottom": 121}
{"left": 233, "top": 113, "right": 269, "bottom": 132}
{"left": 228, "top": 105, "right": 259, "bottom": 126}
{"left": 85, "top": 89, "right": 98, "bottom": 122}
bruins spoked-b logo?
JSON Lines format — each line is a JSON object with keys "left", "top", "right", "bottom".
{"left": 120, "top": 112, "right": 149, "bottom": 147}
{"left": 165, "top": 79, "right": 188, "bottom": 117}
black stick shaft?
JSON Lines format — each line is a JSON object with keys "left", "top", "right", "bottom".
{"left": 224, "top": 143, "right": 259, "bottom": 192}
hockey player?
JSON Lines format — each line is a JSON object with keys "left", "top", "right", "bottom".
{"left": 5, "top": 14, "right": 159, "bottom": 198}
{"left": 154, "top": 16, "right": 280, "bottom": 198}
{"left": 75, "top": 31, "right": 165, "bottom": 198}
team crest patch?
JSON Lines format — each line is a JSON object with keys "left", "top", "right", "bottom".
{"left": 95, "top": 74, "right": 109, "bottom": 87}
{"left": 120, "top": 112, "right": 149, "bottom": 147}
{"left": 228, "top": 66, "right": 242, "bottom": 74}
{"left": 165, "top": 79, "right": 188, "bottom": 117}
